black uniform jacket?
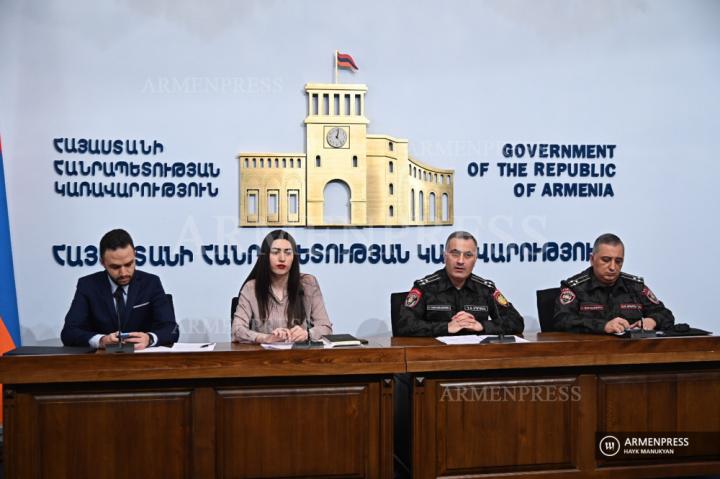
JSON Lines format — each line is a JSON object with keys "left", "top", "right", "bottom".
{"left": 553, "top": 267, "right": 674, "bottom": 334}
{"left": 397, "top": 268, "right": 524, "bottom": 337}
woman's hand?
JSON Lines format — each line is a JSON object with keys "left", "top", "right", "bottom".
{"left": 288, "top": 325, "right": 309, "bottom": 343}
{"left": 262, "top": 328, "right": 290, "bottom": 343}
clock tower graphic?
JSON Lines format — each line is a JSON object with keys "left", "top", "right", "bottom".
{"left": 238, "top": 81, "right": 454, "bottom": 227}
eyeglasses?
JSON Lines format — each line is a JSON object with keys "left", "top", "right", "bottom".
{"left": 447, "top": 249, "right": 475, "bottom": 259}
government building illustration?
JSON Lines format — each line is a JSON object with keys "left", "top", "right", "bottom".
{"left": 238, "top": 82, "right": 454, "bottom": 227}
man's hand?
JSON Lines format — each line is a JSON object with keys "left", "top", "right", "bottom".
{"left": 123, "top": 332, "right": 152, "bottom": 350}
{"left": 288, "top": 325, "right": 309, "bottom": 343}
{"left": 629, "top": 317, "right": 657, "bottom": 331}
{"left": 604, "top": 317, "right": 631, "bottom": 334}
{"left": 99, "top": 332, "right": 119, "bottom": 349}
{"left": 448, "top": 311, "right": 484, "bottom": 333}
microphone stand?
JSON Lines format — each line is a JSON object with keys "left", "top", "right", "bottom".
{"left": 306, "top": 316, "right": 315, "bottom": 346}
{"left": 293, "top": 288, "right": 318, "bottom": 349}
{"left": 292, "top": 316, "right": 317, "bottom": 349}
{"left": 106, "top": 288, "right": 134, "bottom": 354}
{"left": 482, "top": 296, "right": 516, "bottom": 343}
{"left": 627, "top": 287, "right": 657, "bottom": 339}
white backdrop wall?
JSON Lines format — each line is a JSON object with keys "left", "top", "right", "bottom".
{"left": 1, "top": 0, "right": 718, "bottom": 344}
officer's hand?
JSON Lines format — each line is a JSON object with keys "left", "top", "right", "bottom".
{"left": 604, "top": 317, "right": 631, "bottom": 334}
{"left": 448, "top": 317, "right": 465, "bottom": 333}
{"left": 449, "top": 312, "right": 483, "bottom": 333}
{"left": 630, "top": 317, "right": 657, "bottom": 330}
{"left": 451, "top": 311, "right": 474, "bottom": 322}
{"left": 461, "top": 319, "right": 484, "bottom": 332}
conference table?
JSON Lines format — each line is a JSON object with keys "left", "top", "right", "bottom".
{"left": 394, "top": 333, "right": 720, "bottom": 479}
{"left": 0, "top": 333, "right": 718, "bottom": 478}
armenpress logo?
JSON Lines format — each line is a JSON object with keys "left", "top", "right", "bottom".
{"left": 599, "top": 435, "right": 621, "bottom": 457}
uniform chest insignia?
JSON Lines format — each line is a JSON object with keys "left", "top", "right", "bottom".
{"left": 427, "top": 304, "right": 452, "bottom": 311}
{"left": 580, "top": 303, "right": 604, "bottom": 312}
{"left": 642, "top": 286, "right": 660, "bottom": 305}
{"left": 405, "top": 288, "right": 422, "bottom": 308}
{"left": 464, "top": 305, "right": 488, "bottom": 312}
{"left": 493, "top": 290, "right": 509, "bottom": 307}
{"left": 559, "top": 288, "right": 576, "bottom": 305}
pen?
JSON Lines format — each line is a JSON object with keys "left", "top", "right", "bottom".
{"left": 200, "top": 343, "right": 213, "bottom": 348}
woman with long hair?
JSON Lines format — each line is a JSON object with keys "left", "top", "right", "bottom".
{"left": 232, "top": 230, "right": 332, "bottom": 343}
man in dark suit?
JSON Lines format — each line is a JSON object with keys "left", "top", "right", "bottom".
{"left": 61, "top": 229, "right": 179, "bottom": 349}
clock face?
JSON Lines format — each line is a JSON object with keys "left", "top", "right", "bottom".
{"left": 326, "top": 127, "right": 347, "bottom": 148}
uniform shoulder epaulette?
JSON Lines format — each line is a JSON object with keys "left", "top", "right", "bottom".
{"left": 416, "top": 272, "right": 441, "bottom": 286}
{"left": 620, "top": 272, "right": 644, "bottom": 283}
{"left": 566, "top": 271, "right": 591, "bottom": 288}
{"left": 470, "top": 274, "right": 495, "bottom": 289}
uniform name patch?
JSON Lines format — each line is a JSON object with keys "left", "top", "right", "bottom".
{"left": 464, "top": 305, "right": 488, "bottom": 312}
{"left": 620, "top": 303, "right": 642, "bottom": 311}
{"left": 427, "top": 304, "right": 451, "bottom": 311}
{"left": 580, "top": 304, "right": 604, "bottom": 312}
{"left": 559, "top": 288, "right": 576, "bottom": 305}
{"left": 405, "top": 288, "right": 422, "bottom": 308}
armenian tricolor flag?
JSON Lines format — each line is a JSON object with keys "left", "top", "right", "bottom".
{"left": 0, "top": 137, "right": 21, "bottom": 423}
{"left": 336, "top": 51, "right": 358, "bottom": 71}
{"left": 334, "top": 51, "right": 359, "bottom": 83}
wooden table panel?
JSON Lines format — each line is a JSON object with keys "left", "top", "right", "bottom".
{"left": 598, "top": 371, "right": 720, "bottom": 433}
{"left": 216, "top": 383, "right": 374, "bottom": 478}
{"left": 0, "top": 343, "right": 405, "bottom": 384}
{"left": 435, "top": 376, "right": 579, "bottom": 474}
{"left": 402, "top": 334, "right": 720, "bottom": 478}
{"left": 1, "top": 344, "right": 400, "bottom": 479}
{"left": 3, "top": 335, "right": 720, "bottom": 478}
{"left": 400, "top": 333, "right": 720, "bottom": 372}
{"left": 16, "top": 388, "right": 193, "bottom": 479}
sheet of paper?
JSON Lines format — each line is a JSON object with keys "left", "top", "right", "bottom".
{"left": 260, "top": 342, "right": 295, "bottom": 350}
{"left": 436, "top": 335, "right": 530, "bottom": 345}
{"left": 136, "top": 342, "right": 216, "bottom": 353}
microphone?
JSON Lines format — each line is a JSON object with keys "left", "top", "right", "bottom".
{"left": 626, "top": 283, "right": 657, "bottom": 339}
{"left": 305, "top": 314, "right": 315, "bottom": 346}
{"left": 293, "top": 288, "right": 317, "bottom": 349}
{"left": 482, "top": 292, "right": 515, "bottom": 343}
{"left": 107, "top": 286, "right": 134, "bottom": 353}
{"left": 299, "top": 287, "right": 313, "bottom": 345}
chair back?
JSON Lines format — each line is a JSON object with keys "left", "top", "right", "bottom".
{"left": 390, "top": 292, "right": 408, "bottom": 336}
{"left": 536, "top": 288, "right": 560, "bottom": 332}
{"left": 230, "top": 296, "right": 239, "bottom": 324}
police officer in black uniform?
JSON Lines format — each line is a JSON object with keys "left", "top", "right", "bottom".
{"left": 397, "top": 231, "right": 524, "bottom": 337}
{"left": 553, "top": 233, "right": 674, "bottom": 334}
